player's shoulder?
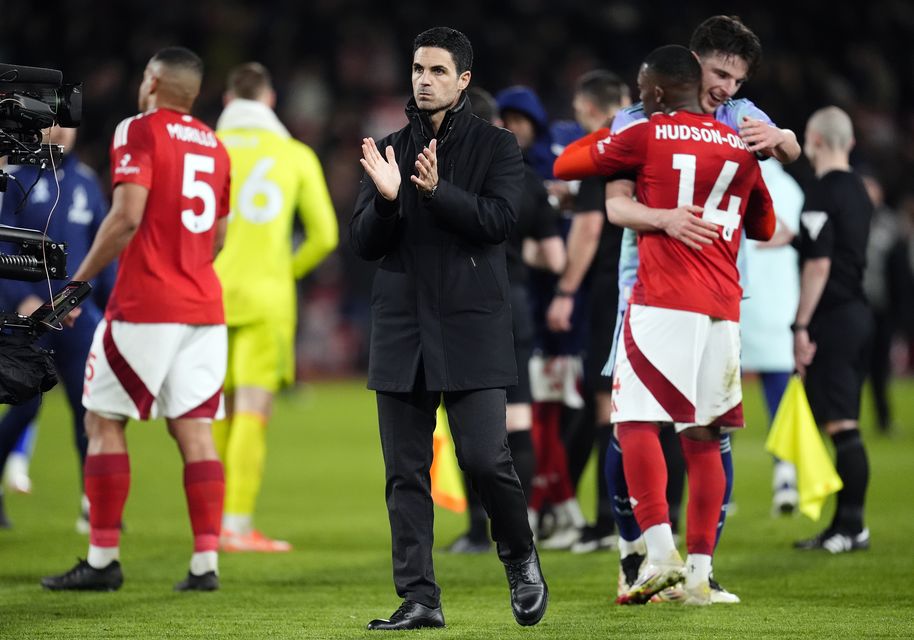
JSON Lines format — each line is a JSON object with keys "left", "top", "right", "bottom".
{"left": 611, "top": 103, "right": 648, "bottom": 133}
{"left": 112, "top": 112, "right": 150, "bottom": 149}
{"left": 718, "top": 98, "right": 773, "bottom": 128}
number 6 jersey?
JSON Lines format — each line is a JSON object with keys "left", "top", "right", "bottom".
{"left": 107, "top": 107, "right": 231, "bottom": 324}
{"left": 554, "top": 109, "right": 775, "bottom": 322}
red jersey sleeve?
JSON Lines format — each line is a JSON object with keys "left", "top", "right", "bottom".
{"left": 743, "top": 168, "right": 776, "bottom": 240}
{"left": 553, "top": 124, "right": 645, "bottom": 180}
{"left": 110, "top": 115, "right": 154, "bottom": 190}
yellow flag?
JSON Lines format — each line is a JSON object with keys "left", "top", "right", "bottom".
{"left": 765, "top": 375, "right": 843, "bottom": 520}
{"left": 431, "top": 404, "right": 466, "bottom": 513}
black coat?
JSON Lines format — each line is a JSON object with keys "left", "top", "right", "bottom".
{"left": 350, "top": 94, "right": 524, "bottom": 392}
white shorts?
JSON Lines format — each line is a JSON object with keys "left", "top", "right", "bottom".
{"left": 83, "top": 320, "right": 227, "bottom": 421}
{"left": 610, "top": 304, "right": 743, "bottom": 431}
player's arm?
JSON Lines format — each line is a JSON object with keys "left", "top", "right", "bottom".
{"left": 552, "top": 128, "right": 611, "bottom": 180}
{"left": 73, "top": 183, "right": 147, "bottom": 282}
{"left": 743, "top": 170, "right": 777, "bottom": 241}
{"left": 606, "top": 195, "right": 717, "bottom": 251}
{"left": 292, "top": 144, "right": 339, "bottom": 278}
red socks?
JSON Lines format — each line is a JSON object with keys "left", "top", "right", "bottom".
{"left": 184, "top": 460, "right": 225, "bottom": 552}
{"left": 85, "top": 453, "right": 130, "bottom": 548}
{"left": 680, "top": 436, "right": 726, "bottom": 555}
{"left": 616, "top": 422, "right": 669, "bottom": 530}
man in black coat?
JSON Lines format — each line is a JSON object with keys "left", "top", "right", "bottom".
{"left": 350, "top": 27, "right": 548, "bottom": 630}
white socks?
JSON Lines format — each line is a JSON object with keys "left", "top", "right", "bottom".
{"left": 685, "top": 553, "right": 712, "bottom": 588}
{"left": 87, "top": 545, "right": 119, "bottom": 569}
{"left": 643, "top": 523, "right": 678, "bottom": 563}
{"left": 222, "top": 513, "right": 252, "bottom": 535}
{"left": 190, "top": 551, "right": 218, "bottom": 576}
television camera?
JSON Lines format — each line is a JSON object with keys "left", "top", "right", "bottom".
{"left": 0, "top": 62, "right": 89, "bottom": 404}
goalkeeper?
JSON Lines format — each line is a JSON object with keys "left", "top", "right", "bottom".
{"left": 214, "top": 62, "right": 338, "bottom": 552}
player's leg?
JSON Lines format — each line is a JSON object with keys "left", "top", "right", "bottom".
{"left": 53, "top": 313, "right": 98, "bottom": 532}
{"left": 761, "top": 371, "right": 797, "bottom": 515}
{"left": 606, "top": 425, "right": 646, "bottom": 595}
{"left": 0, "top": 398, "right": 41, "bottom": 501}
{"left": 159, "top": 324, "right": 228, "bottom": 589}
{"left": 40, "top": 411, "right": 129, "bottom": 591}
{"left": 41, "top": 319, "right": 165, "bottom": 591}
{"left": 612, "top": 305, "right": 710, "bottom": 604}
{"left": 684, "top": 317, "right": 743, "bottom": 605}
{"left": 679, "top": 426, "right": 726, "bottom": 606}
{"left": 211, "top": 326, "right": 236, "bottom": 463}
{"left": 3, "top": 421, "right": 37, "bottom": 495}
{"left": 169, "top": 416, "right": 224, "bottom": 591}
{"left": 220, "top": 321, "right": 290, "bottom": 552}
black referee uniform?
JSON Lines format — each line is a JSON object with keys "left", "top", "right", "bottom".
{"left": 796, "top": 168, "right": 874, "bottom": 546}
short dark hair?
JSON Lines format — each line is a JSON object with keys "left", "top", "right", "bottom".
{"left": 227, "top": 62, "right": 272, "bottom": 99}
{"left": 466, "top": 86, "right": 497, "bottom": 123}
{"left": 689, "top": 15, "right": 762, "bottom": 77}
{"left": 151, "top": 46, "right": 204, "bottom": 78}
{"left": 575, "top": 70, "right": 630, "bottom": 110}
{"left": 413, "top": 27, "right": 473, "bottom": 74}
{"left": 644, "top": 45, "right": 702, "bottom": 86}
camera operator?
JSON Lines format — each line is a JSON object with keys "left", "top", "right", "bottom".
{"left": 0, "top": 124, "right": 114, "bottom": 531}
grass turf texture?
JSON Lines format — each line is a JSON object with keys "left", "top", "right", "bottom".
{"left": 1, "top": 378, "right": 913, "bottom": 639}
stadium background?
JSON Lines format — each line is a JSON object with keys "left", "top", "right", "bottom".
{"left": 3, "top": 3, "right": 914, "bottom": 638}
{"left": 4, "top": 1, "right": 914, "bottom": 380}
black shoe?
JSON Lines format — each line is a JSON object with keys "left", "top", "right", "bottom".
{"left": 367, "top": 600, "right": 445, "bottom": 631}
{"left": 174, "top": 571, "right": 219, "bottom": 591}
{"left": 795, "top": 528, "right": 870, "bottom": 553}
{"left": 447, "top": 533, "right": 491, "bottom": 554}
{"left": 503, "top": 546, "right": 548, "bottom": 626}
{"left": 41, "top": 559, "right": 123, "bottom": 591}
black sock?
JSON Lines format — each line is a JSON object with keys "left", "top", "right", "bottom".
{"left": 507, "top": 430, "right": 535, "bottom": 505}
{"left": 830, "top": 429, "right": 869, "bottom": 534}
{"left": 594, "top": 424, "right": 615, "bottom": 535}
{"left": 660, "top": 426, "right": 685, "bottom": 533}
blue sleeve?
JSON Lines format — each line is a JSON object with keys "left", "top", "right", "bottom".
{"left": 610, "top": 103, "right": 646, "bottom": 134}
{"left": 718, "top": 98, "right": 776, "bottom": 130}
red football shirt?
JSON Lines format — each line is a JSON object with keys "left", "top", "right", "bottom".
{"left": 106, "top": 108, "right": 231, "bottom": 324}
{"left": 586, "top": 111, "right": 773, "bottom": 321}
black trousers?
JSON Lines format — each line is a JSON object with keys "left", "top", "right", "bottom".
{"left": 376, "top": 373, "right": 533, "bottom": 608}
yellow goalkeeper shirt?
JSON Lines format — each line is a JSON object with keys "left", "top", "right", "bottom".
{"left": 215, "top": 101, "right": 338, "bottom": 326}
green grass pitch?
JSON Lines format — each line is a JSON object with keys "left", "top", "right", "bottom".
{"left": 1, "top": 377, "right": 913, "bottom": 638}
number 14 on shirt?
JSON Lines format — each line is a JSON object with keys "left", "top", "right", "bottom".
{"left": 672, "top": 153, "right": 741, "bottom": 241}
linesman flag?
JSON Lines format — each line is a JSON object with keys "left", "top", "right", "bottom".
{"left": 431, "top": 404, "right": 466, "bottom": 513}
{"left": 765, "top": 375, "right": 843, "bottom": 520}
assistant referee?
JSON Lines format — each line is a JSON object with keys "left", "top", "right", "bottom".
{"left": 792, "top": 106, "right": 873, "bottom": 554}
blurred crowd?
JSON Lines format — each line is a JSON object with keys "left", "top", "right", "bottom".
{"left": 4, "top": 1, "right": 914, "bottom": 389}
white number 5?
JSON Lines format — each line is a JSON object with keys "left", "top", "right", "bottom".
{"left": 182, "top": 153, "right": 216, "bottom": 233}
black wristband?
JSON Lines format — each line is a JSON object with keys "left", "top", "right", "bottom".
{"left": 790, "top": 323, "right": 808, "bottom": 332}
{"left": 555, "top": 287, "right": 575, "bottom": 298}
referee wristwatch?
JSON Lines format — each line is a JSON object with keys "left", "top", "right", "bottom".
{"left": 790, "top": 322, "right": 808, "bottom": 332}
